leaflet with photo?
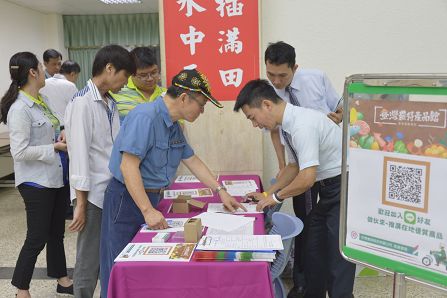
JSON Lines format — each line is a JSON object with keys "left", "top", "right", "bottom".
{"left": 114, "top": 242, "right": 196, "bottom": 262}
{"left": 163, "top": 188, "right": 213, "bottom": 199}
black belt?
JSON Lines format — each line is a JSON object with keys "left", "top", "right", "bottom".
{"left": 319, "top": 174, "right": 341, "bottom": 187}
{"left": 145, "top": 188, "right": 165, "bottom": 194}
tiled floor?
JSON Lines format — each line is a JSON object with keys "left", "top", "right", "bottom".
{"left": 0, "top": 187, "right": 446, "bottom": 298}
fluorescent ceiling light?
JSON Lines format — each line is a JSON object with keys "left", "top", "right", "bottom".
{"left": 99, "top": 0, "right": 142, "bottom": 4}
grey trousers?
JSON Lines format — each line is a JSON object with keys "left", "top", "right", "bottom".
{"left": 73, "top": 201, "right": 102, "bottom": 298}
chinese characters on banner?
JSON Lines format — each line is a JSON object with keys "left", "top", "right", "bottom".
{"left": 163, "top": 0, "right": 260, "bottom": 100}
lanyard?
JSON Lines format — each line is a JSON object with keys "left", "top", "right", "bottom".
{"left": 20, "top": 90, "right": 60, "bottom": 134}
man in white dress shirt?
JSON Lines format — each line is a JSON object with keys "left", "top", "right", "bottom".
{"left": 235, "top": 79, "right": 355, "bottom": 298}
{"left": 40, "top": 60, "right": 80, "bottom": 125}
{"left": 265, "top": 41, "right": 343, "bottom": 297}
{"left": 64, "top": 45, "right": 135, "bottom": 298}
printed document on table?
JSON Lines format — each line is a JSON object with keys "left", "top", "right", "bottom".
{"left": 206, "top": 221, "right": 254, "bottom": 235}
{"left": 206, "top": 203, "right": 261, "bottom": 214}
{"left": 114, "top": 242, "right": 196, "bottom": 262}
{"left": 193, "top": 212, "right": 255, "bottom": 232}
{"left": 196, "top": 235, "right": 284, "bottom": 251}
{"left": 140, "top": 218, "right": 189, "bottom": 233}
{"left": 222, "top": 180, "right": 257, "bottom": 188}
{"left": 175, "top": 175, "right": 219, "bottom": 183}
{"left": 163, "top": 188, "right": 213, "bottom": 199}
{"left": 222, "top": 180, "right": 258, "bottom": 196}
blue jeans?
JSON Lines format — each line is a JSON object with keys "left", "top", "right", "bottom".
{"left": 100, "top": 178, "right": 161, "bottom": 298}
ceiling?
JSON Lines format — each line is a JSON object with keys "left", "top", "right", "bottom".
{"left": 6, "top": 0, "right": 159, "bottom": 15}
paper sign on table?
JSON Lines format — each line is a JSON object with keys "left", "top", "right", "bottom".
{"left": 163, "top": 188, "right": 213, "bottom": 199}
{"left": 193, "top": 212, "right": 255, "bottom": 232}
{"left": 206, "top": 221, "right": 254, "bottom": 235}
{"left": 196, "top": 235, "right": 284, "bottom": 251}
{"left": 222, "top": 180, "right": 257, "bottom": 188}
{"left": 140, "top": 218, "right": 189, "bottom": 233}
{"left": 222, "top": 180, "right": 258, "bottom": 196}
{"left": 114, "top": 242, "right": 196, "bottom": 262}
{"left": 206, "top": 203, "right": 261, "bottom": 214}
{"left": 175, "top": 175, "right": 219, "bottom": 183}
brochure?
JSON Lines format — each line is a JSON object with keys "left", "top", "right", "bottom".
{"left": 114, "top": 242, "right": 196, "bottom": 262}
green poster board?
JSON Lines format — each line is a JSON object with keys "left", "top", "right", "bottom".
{"left": 340, "top": 74, "right": 447, "bottom": 290}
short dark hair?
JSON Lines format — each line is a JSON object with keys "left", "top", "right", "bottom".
{"left": 264, "top": 41, "right": 295, "bottom": 68}
{"left": 130, "top": 47, "right": 158, "bottom": 70}
{"left": 91, "top": 45, "right": 136, "bottom": 77}
{"left": 234, "top": 79, "right": 281, "bottom": 112}
{"left": 60, "top": 60, "right": 80, "bottom": 74}
{"left": 43, "top": 49, "right": 62, "bottom": 62}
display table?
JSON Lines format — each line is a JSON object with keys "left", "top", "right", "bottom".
{"left": 108, "top": 175, "right": 274, "bottom": 298}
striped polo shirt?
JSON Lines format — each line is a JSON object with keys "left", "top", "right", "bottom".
{"left": 111, "top": 76, "right": 167, "bottom": 123}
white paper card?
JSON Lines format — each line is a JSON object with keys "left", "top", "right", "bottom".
{"left": 196, "top": 235, "right": 284, "bottom": 251}
{"left": 222, "top": 180, "right": 257, "bottom": 188}
{"left": 175, "top": 175, "right": 200, "bottom": 183}
{"left": 140, "top": 218, "right": 189, "bottom": 233}
{"left": 206, "top": 203, "right": 261, "bottom": 214}
{"left": 206, "top": 221, "right": 254, "bottom": 235}
{"left": 175, "top": 175, "right": 219, "bottom": 183}
{"left": 193, "top": 212, "right": 255, "bottom": 232}
{"left": 222, "top": 180, "right": 258, "bottom": 196}
{"left": 163, "top": 188, "right": 213, "bottom": 199}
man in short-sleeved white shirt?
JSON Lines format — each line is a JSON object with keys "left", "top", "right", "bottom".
{"left": 234, "top": 79, "right": 355, "bottom": 298}
{"left": 264, "top": 41, "right": 343, "bottom": 297}
{"left": 40, "top": 60, "right": 80, "bottom": 125}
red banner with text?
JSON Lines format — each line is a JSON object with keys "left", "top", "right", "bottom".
{"left": 163, "top": 0, "right": 260, "bottom": 101}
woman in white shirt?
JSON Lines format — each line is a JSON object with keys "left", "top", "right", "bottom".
{"left": 0, "top": 52, "right": 73, "bottom": 298}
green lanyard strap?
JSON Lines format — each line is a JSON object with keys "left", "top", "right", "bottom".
{"left": 20, "top": 90, "right": 60, "bottom": 135}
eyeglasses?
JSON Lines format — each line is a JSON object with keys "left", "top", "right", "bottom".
{"left": 134, "top": 72, "right": 160, "bottom": 80}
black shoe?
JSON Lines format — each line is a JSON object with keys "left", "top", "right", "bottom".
{"left": 56, "top": 283, "right": 73, "bottom": 296}
{"left": 287, "top": 286, "right": 305, "bottom": 298}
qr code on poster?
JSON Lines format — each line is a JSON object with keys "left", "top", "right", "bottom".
{"left": 382, "top": 157, "right": 430, "bottom": 212}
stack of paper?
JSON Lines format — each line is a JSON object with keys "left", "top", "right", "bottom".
{"left": 206, "top": 221, "right": 254, "bottom": 235}
{"left": 193, "top": 212, "right": 255, "bottom": 232}
{"left": 114, "top": 243, "right": 196, "bottom": 262}
{"left": 140, "top": 218, "right": 189, "bottom": 233}
{"left": 206, "top": 203, "right": 261, "bottom": 214}
{"left": 196, "top": 235, "right": 284, "bottom": 251}
{"left": 175, "top": 175, "right": 219, "bottom": 183}
{"left": 222, "top": 180, "right": 258, "bottom": 196}
{"left": 163, "top": 188, "right": 213, "bottom": 199}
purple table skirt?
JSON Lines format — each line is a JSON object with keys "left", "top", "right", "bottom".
{"left": 108, "top": 175, "right": 274, "bottom": 298}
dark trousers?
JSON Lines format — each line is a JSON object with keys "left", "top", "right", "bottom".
{"left": 100, "top": 178, "right": 161, "bottom": 298}
{"left": 12, "top": 184, "right": 69, "bottom": 290}
{"left": 292, "top": 191, "right": 318, "bottom": 287}
{"left": 304, "top": 175, "right": 355, "bottom": 298}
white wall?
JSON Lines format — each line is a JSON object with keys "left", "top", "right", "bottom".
{"left": 1, "top": 0, "right": 447, "bottom": 184}
{"left": 0, "top": 0, "right": 66, "bottom": 133}
{"left": 260, "top": 0, "right": 447, "bottom": 189}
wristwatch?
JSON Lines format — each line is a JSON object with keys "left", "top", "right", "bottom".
{"left": 214, "top": 185, "right": 227, "bottom": 193}
{"left": 272, "top": 190, "right": 285, "bottom": 204}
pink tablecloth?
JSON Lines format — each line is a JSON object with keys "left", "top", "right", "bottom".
{"left": 108, "top": 175, "right": 274, "bottom": 298}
